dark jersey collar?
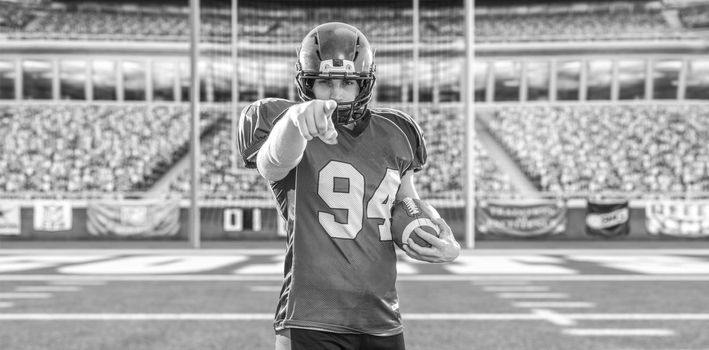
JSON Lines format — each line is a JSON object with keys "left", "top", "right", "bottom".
{"left": 339, "top": 109, "right": 371, "bottom": 137}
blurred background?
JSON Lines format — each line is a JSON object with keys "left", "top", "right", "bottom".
{"left": 1, "top": 0, "right": 709, "bottom": 244}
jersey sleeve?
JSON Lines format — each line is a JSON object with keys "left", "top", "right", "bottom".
{"left": 236, "top": 98, "right": 292, "bottom": 168}
{"left": 394, "top": 110, "right": 428, "bottom": 173}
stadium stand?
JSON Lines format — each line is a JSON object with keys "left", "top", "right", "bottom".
{"left": 475, "top": 2, "right": 690, "bottom": 42}
{"left": 2, "top": 1, "right": 705, "bottom": 42}
{"left": 0, "top": 2, "right": 34, "bottom": 32}
{"left": 165, "top": 106, "right": 513, "bottom": 200}
{"left": 169, "top": 118, "right": 272, "bottom": 200}
{"left": 482, "top": 104, "right": 709, "bottom": 195}
{"left": 416, "top": 107, "right": 514, "bottom": 199}
{"left": 678, "top": 3, "right": 709, "bottom": 28}
{"left": 2, "top": 1, "right": 707, "bottom": 201}
{"left": 0, "top": 104, "right": 222, "bottom": 196}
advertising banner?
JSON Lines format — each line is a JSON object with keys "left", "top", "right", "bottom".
{"left": 0, "top": 201, "right": 21, "bottom": 235}
{"left": 33, "top": 201, "right": 73, "bottom": 231}
{"left": 646, "top": 200, "right": 709, "bottom": 238}
{"left": 87, "top": 199, "right": 180, "bottom": 237}
{"left": 585, "top": 199, "right": 630, "bottom": 238}
{"left": 477, "top": 199, "right": 567, "bottom": 237}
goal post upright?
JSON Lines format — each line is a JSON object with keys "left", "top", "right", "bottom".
{"left": 189, "top": 0, "right": 201, "bottom": 248}
{"left": 464, "top": 0, "right": 476, "bottom": 249}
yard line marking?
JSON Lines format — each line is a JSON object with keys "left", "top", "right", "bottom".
{"left": 445, "top": 256, "right": 577, "bottom": 275}
{"left": 0, "top": 249, "right": 284, "bottom": 256}
{"left": 569, "top": 314, "right": 709, "bottom": 321}
{"left": 249, "top": 286, "right": 281, "bottom": 292}
{"left": 58, "top": 256, "right": 248, "bottom": 275}
{"left": 0, "top": 302, "right": 13, "bottom": 308}
{"left": 403, "top": 314, "right": 540, "bottom": 320}
{"left": 532, "top": 309, "right": 577, "bottom": 326}
{"left": 563, "top": 329, "right": 675, "bottom": 337}
{"left": 0, "top": 313, "right": 708, "bottom": 322}
{"left": 48, "top": 280, "right": 106, "bottom": 286}
{"left": 0, "top": 313, "right": 542, "bottom": 321}
{"left": 0, "top": 293, "right": 51, "bottom": 299}
{"left": 2, "top": 275, "right": 709, "bottom": 282}
{"left": 0, "top": 256, "right": 108, "bottom": 273}
{"left": 514, "top": 302, "right": 595, "bottom": 308}
{"left": 15, "top": 286, "right": 81, "bottom": 292}
{"left": 569, "top": 256, "right": 709, "bottom": 275}
{"left": 497, "top": 293, "right": 568, "bottom": 299}
{"left": 471, "top": 280, "right": 532, "bottom": 285}
{"left": 235, "top": 262, "right": 417, "bottom": 275}
{"left": 401, "top": 275, "right": 709, "bottom": 282}
{"left": 483, "top": 286, "right": 550, "bottom": 292}
{"left": 0, "top": 313, "right": 274, "bottom": 320}
{"left": 3, "top": 249, "right": 709, "bottom": 255}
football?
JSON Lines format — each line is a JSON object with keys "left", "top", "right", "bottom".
{"left": 390, "top": 197, "right": 441, "bottom": 249}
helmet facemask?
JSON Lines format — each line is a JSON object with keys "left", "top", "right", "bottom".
{"left": 295, "top": 66, "right": 376, "bottom": 125}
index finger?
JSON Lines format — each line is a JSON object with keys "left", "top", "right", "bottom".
{"left": 323, "top": 100, "right": 337, "bottom": 116}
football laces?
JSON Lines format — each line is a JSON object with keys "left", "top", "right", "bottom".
{"left": 402, "top": 198, "right": 420, "bottom": 216}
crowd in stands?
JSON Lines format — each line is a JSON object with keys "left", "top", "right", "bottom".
{"left": 167, "top": 106, "right": 513, "bottom": 201}
{"left": 5, "top": 102, "right": 708, "bottom": 199}
{"left": 483, "top": 104, "right": 709, "bottom": 195}
{"left": 0, "top": 1, "right": 703, "bottom": 43}
{"left": 0, "top": 3, "right": 34, "bottom": 32}
{"left": 0, "top": 102, "right": 510, "bottom": 200}
{"left": 476, "top": 6, "right": 685, "bottom": 42}
{"left": 678, "top": 4, "right": 709, "bottom": 29}
{"left": 414, "top": 107, "right": 514, "bottom": 200}
{"left": 22, "top": 10, "right": 188, "bottom": 40}
{"left": 169, "top": 118, "right": 270, "bottom": 199}
{"left": 0, "top": 104, "right": 219, "bottom": 196}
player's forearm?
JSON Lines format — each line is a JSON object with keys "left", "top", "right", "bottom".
{"left": 256, "top": 115, "right": 307, "bottom": 182}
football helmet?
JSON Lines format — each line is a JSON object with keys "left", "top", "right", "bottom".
{"left": 295, "top": 22, "right": 376, "bottom": 125}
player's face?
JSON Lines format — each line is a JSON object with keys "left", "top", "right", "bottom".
{"left": 312, "top": 79, "right": 360, "bottom": 103}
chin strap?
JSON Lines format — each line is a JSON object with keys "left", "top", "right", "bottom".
{"left": 333, "top": 102, "right": 369, "bottom": 125}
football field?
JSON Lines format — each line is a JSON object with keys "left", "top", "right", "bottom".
{"left": 1, "top": 247, "right": 709, "bottom": 350}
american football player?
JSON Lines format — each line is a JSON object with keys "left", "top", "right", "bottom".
{"left": 237, "top": 22, "right": 460, "bottom": 350}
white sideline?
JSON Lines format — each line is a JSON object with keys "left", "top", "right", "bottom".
{"left": 471, "top": 280, "right": 531, "bottom": 285}
{"left": 48, "top": 280, "right": 107, "bottom": 286}
{"left": 483, "top": 286, "right": 550, "bottom": 292}
{"left": 0, "top": 313, "right": 708, "bottom": 321}
{"left": 2, "top": 249, "right": 709, "bottom": 256}
{"left": 2, "top": 274, "right": 709, "bottom": 282}
{"left": 497, "top": 293, "right": 569, "bottom": 299}
{"left": 532, "top": 309, "right": 577, "bottom": 326}
{"left": 563, "top": 329, "right": 675, "bottom": 336}
{"left": 15, "top": 286, "right": 81, "bottom": 292}
{"left": 0, "top": 293, "right": 52, "bottom": 299}
{"left": 513, "top": 302, "right": 595, "bottom": 308}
